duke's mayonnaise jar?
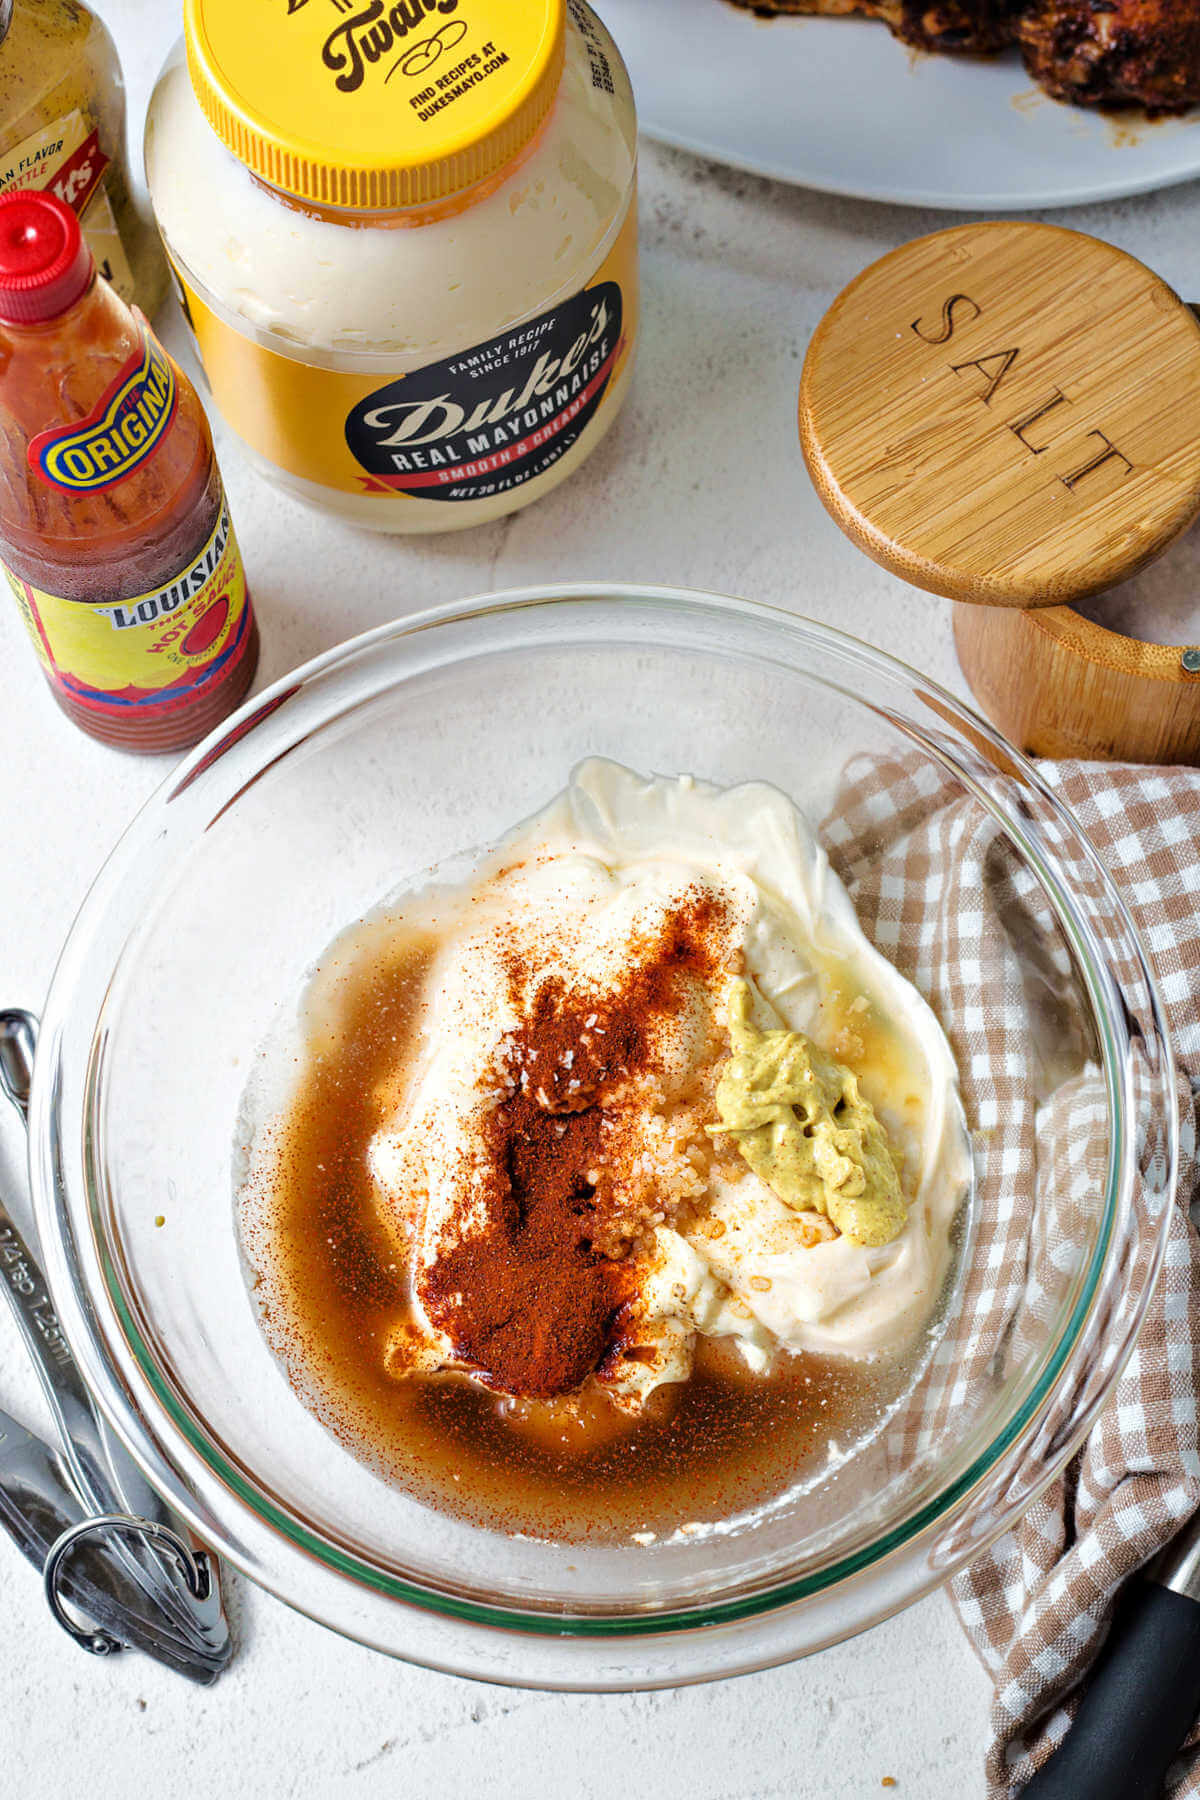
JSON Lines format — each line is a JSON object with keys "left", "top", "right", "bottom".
{"left": 145, "top": 0, "right": 637, "bottom": 532}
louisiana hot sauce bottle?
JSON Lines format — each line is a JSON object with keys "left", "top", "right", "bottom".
{"left": 0, "top": 189, "right": 257, "bottom": 751}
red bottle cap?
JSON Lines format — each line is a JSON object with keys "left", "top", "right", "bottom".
{"left": 0, "top": 190, "right": 93, "bottom": 324}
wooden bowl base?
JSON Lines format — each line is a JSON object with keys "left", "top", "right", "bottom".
{"left": 953, "top": 602, "right": 1200, "bottom": 765}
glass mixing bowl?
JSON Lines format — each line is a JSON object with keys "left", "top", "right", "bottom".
{"left": 30, "top": 587, "right": 1176, "bottom": 1688}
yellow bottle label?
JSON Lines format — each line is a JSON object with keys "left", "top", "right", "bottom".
{"left": 3, "top": 491, "right": 253, "bottom": 723}
{"left": 171, "top": 188, "right": 637, "bottom": 505}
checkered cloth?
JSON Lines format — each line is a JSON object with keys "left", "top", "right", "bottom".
{"left": 823, "top": 757, "right": 1200, "bottom": 1799}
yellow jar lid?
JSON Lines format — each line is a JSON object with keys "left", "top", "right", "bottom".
{"left": 184, "top": 0, "right": 566, "bottom": 211}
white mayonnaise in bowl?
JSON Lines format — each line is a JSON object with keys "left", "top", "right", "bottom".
{"left": 144, "top": 0, "right": 637, "bottom": 531}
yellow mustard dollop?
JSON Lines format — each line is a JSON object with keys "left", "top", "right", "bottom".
{"left": 710, "top": 980, "right": 907, "bottom": 1250}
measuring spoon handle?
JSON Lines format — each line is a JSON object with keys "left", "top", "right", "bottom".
{"left": 0, "top": 1009, "right": 230, "bottom": 1675}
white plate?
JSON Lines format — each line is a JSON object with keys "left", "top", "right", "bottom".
{"left": 597, "top": 0, "right": 1200, "bottom": 209}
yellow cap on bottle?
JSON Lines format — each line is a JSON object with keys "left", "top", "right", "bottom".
{"left": 184, "top": 0, "right": 566, "bottom": 211}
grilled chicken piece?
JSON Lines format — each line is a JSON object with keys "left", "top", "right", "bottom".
{"left": 722, "top": 0, "right": 1019, "bottom": 54}
{"left": 724, "top": 0, "right": 1200, "bottom": 107}
{"left": 1017, "top": 0, "right": 1200, "bottom": 111}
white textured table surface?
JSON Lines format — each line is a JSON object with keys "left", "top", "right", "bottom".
{"left": 6, "top": 5, "right": 1200, "bottom": 1795}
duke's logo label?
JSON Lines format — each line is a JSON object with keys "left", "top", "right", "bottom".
{"left": 345, "top": 281, "right": 624, "bottom": 502}
{"left": 29, "top": 329, "right": 177, "bottom": 492}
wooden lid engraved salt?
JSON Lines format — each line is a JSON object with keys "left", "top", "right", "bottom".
{"left": 799, "top": 221, "right": 1200, "bottom": 764}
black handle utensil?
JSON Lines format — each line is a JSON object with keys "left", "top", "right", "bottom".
{"left": 1022, "top": 1512, "right": 1200, "bottom": 1799}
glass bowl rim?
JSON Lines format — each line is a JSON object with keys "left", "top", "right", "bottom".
{"left": 29, "top": 582, "right": 1177, "bottom": 1659}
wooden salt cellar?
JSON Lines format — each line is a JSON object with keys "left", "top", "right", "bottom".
{"left": 799, "top": 221, "right": 1200, "bottom": 764}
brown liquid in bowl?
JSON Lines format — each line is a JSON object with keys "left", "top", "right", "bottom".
{"left": 239, "top": 918, "right": 918, "bottom": 1542}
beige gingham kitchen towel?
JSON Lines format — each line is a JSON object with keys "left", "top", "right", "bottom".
{"left": 824, "top": 758, "right": 1200, "bottom": 1799}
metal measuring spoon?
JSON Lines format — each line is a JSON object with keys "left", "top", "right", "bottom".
{"left": 0, "top": 1405, "right": 216, "bottom": 1674}
{"left": 0, "top": 1009, "right": 231, "bottom": 1681}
